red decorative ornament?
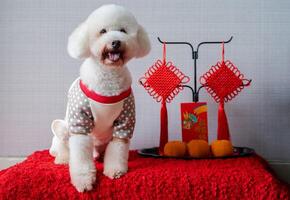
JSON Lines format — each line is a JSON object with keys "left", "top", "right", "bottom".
{"left": 140, "top": 43, "right": 190, "bottom": 154}
{"left": 200, "top": 43, "right": 251, "bottom": 140}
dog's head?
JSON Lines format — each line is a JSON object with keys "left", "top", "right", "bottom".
{"left": 67, "top": 4, "right": 150, "bottom": 67}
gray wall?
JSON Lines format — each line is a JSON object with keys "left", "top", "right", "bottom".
{"left": 1, "top": 1, "right": 290, "bottom": 164}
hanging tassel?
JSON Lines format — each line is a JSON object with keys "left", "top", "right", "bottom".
{"left": 217, "top": 42, "right": 230, "bottom": 141}
{"left": 158, "top": 43, "right": 169, "bottom": 155}
{"left": 159, "top": 100, "right": 168, "bottom": 155}
{"left": 217, "top": 101, "right": 230, "bottom": 140}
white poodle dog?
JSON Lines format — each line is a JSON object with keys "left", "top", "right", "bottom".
{"left": 49, "top": 4, "right": 150, "bottom": 192}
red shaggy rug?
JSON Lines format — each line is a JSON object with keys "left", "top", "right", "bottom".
{"left": 0, "top": 150, "right": 289, "bottom": 200}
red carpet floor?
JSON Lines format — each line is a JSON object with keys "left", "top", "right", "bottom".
{"left": 0, "top": 150, "right": 289, "bottom": 200}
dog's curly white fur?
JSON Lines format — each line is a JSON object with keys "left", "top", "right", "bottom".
{"left": 49, "top": 4, "right": 150, "bottom": 192}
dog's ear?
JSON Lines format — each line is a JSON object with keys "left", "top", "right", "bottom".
{"left": 67, "top": 22, "right": 90, "bottom": 59}
{"left": 136, "top": 25, "right": 151, "bottom": 58}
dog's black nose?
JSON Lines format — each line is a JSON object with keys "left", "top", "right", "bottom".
{"left": 112, "top": 40, "right": 121, "bottom": 49}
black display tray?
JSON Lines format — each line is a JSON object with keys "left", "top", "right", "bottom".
{"left": 138, "top": 146, "right": 255, "bottom": 159}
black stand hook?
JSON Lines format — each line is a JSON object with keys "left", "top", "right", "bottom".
{"left": 158, "top": 36, "right": 234, "bottom": 102}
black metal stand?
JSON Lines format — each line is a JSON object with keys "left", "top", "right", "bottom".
{"left": 158, "top": 36, "right": 233, "bottom": 102}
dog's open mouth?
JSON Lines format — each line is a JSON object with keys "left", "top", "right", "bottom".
{"left": 107, "top": 51, "right": 122, "bottom": 62}
{"left": 102, "top": 50, "right": 124, "bottom": 65}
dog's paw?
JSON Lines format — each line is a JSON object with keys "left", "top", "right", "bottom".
{"left": 54, "top": 155, "right": 69, "bottom": 164}
{"left": 70, "top": 167, "right": 96, "bottom": 192}
{"left": 103, "top": 168, "right": 127, "bottom": 179}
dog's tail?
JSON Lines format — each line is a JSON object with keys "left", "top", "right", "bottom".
{"left": 49, "top": 119, "right": 69, "bottom": 156}
{"left": 51, "top": 119, "right": 69, "bottom": 141}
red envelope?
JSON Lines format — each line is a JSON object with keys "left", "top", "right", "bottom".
{"left": 180, "top": 102, "right": 208, "bottom": 142}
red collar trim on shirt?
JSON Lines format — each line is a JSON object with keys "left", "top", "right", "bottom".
{"left": 79, "top": 80, "right": 132, "bottom": 104}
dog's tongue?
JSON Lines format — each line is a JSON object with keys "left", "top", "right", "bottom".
{"left": 108, "top": 52, "right": 120, "bottom": 61}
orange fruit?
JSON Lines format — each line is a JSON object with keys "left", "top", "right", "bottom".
{"left": 164, "top": 141, "right": 187, "bottom": 157}
{"left": 187, "top": 139, "right": 210, "bottom": 158}
{"left": 211, "top": 140, "right": 233, "bottom": 157}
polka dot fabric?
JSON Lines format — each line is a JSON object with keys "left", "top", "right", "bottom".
{"left": 67, "top": 79, "right": 135, "bottom": 139}
{"left": 67, "top": 81, "right": 94, "bottom": 135}
{"left": 113, "top": 94, "right": 135, "bottom": 139}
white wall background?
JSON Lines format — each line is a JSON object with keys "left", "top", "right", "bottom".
{"left": 1, "top": 0, "right": 290, "bottom": 163}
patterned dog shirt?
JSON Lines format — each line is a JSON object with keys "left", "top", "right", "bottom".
{"left": 67, "top": 78, "right": 135, "bottom": 140}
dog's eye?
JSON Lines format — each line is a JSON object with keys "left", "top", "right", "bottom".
{"left": 100, "top": 29, "right": 107, "bottom": 34}
{"left": 120, "top": 28, "right": 127, "bottom": 33}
